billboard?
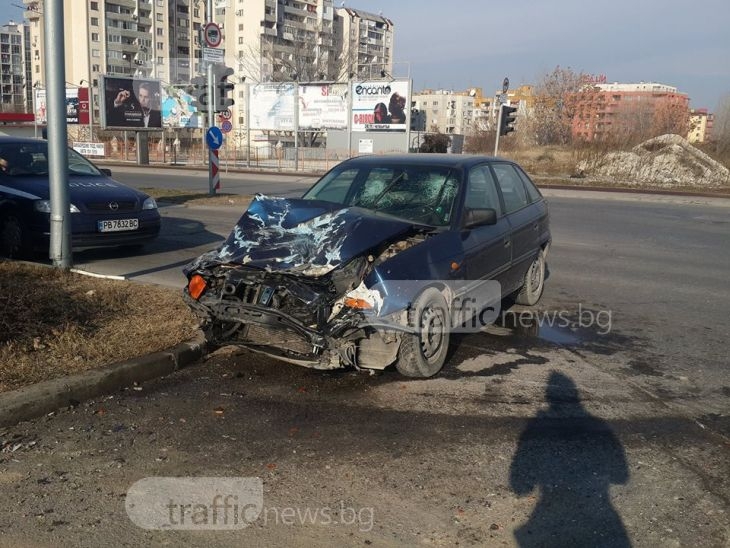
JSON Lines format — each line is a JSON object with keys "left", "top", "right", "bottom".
{"left": 249, "top": 83, "right": 296, "bottom": 131}
{"left": 100, "top": 76, "right": 163, "bottom": 129}
{"left": 351, "top": 80, "right": 410, "bottom": 132}
{"left": 298, "top": 83, "right": 348, "bottom": 130}
{"left": 161, "top": 84, "right": 201, "bottom": 128}
{"left": 34, "top": 87, "right": 89, "bottom": 125}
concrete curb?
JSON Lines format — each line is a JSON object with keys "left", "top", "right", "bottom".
{"left": 0, "top": 332, "right": 209, "bottom": 428}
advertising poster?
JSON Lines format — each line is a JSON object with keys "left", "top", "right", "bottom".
{"left": 161, "top": 84, "right": 201, "bottom": 128}
{"left": 351, "top": 80, "right": 410, "bottom": 132}
{"left": 34, "top": 88, "right": 89, "bottom": 125}
{"left": 249, "top": 83, "right": 296, "bottom": 131}
{"left": 101, "top": 76, "right": 163, "bottom": 129}
{"left": 298, "top": 83, "right": 348, "bottom": 130}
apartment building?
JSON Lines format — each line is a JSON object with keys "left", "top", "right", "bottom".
{"left": 224, "top": 1, "right": 396, "bottom": 84}
{"left": 688, "top": 108, "right": 713, "bottom": 143}
{"left": 23, "top": 0, "right": 205, "bottom": 120}
{"left": 222, "top": 0, "right": 335, "bottom": 82}
{"left": 411, "top": 89, "right": 480, "bottom": 135}
{"left": 571, "top": 82, "right": 690, "bottom": 141}
{"left": 0, "top": 21, "right": 32, "bottom": 112}
{"left": 333, "top": 7, "right": 394, "bottom": 80}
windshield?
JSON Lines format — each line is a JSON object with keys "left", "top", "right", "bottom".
{"left": 0, "top": 142, "right": 102, "bottom": 177}
{"left": 303, "top": 164, "right": 461, "bottom": 227}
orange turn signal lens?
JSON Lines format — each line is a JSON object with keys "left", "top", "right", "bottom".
{"left": 343, "top": 297, "right": 373, "bottom": 310}
{"left": 188, "top": 274, "right": 207, "bottom": 300}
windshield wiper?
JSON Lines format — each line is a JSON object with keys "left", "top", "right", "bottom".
{"left": 352, "top": 172, "right": 406, "bottom": 209}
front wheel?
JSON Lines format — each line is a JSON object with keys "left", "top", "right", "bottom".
{"left": 515, "top": 249, "right": 546, "bottom": 306}
{"left": 395, "top": 288, "right": 451, "bottom": 378}
{"left": 0, "top": 213, "right": 29, "bottom": 259}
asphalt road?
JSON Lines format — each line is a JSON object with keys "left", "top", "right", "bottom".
{"left": 3, "top": 167, "right": 728, "bottom": 546}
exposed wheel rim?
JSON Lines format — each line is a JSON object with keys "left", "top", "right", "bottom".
{"left": 419, "top": 306, "right": 446, "bottom": 361}
{"left": 528, "top": 255, "right": 545, "bottom": 294}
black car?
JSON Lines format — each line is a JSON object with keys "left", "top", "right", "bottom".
{"left": 0, "top": 136, "right": 160, "bottom": 257}
{"left": 184, "top": 154, "right": 551, "bottom": 377}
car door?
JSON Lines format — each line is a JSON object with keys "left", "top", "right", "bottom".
{"left": 491, "top": 162, "right": 542, "bottom": 293}
{"left": 460, "top": 164, "right": 512, "bottom": 289}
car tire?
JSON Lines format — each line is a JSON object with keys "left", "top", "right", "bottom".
{"left": 395, "top": 287, "right": 451, "bottom": 378}
{"left": 515, "top": 249, "right": 546, "bottom": 306}
{"left": 0, "top": 213, "right": 29, "bottom": 259}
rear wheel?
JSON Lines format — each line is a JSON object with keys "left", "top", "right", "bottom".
{"left": 515, "top": 249, "right": 546, "bottom": 306}
{"left": 395, "top": 288, "right": 451, "bottom": 378}
{"left": 0, "top": 213, "right": 29, "bottom": 258}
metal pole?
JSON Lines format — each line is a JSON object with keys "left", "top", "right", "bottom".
{"left": 346, "top": 76, "right": 353, "bottom": 158}
{"left": 32, "top": 84, "right": 38, "bottom": 138}
{"left": 207, "top": 62, "right": 215, "bottom": 195}
{"left": 45, "top": 0, "right": 72, "bottom": 267}
{"left": 85, "top": 9, "right": 94, "bottom": 143}
{"left": 405, "top": 77, "right": 412, "bottom": 153}
{"left": 494, "top": 104, "right": 503, "bottom": 157}
{"left": 246, "top": 83, "right": 251, "bottom": 168}
{"left": 293, "top": 81, "right": 299, "bottom": 171}
{"left": 206, "top": 0, "right": 217, "bottom": 194}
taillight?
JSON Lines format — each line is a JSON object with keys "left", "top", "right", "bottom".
{"left": 188, "top": 274, "right": 207, "bottom": 300}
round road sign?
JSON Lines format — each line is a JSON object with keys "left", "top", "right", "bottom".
{"left": 204, "top": 22, "right": 222, "bottom": 48}
{"left": 221, "top": 120, "right": 233, "bottom": 134}
{"left": 220, "top": 108, "right": 232, "bottom": 120}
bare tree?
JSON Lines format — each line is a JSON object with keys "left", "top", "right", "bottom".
{"left": 652, "top": 97, "right": 690, "bottom": 137}
{"left": 528, "top": 66, "right": 593, "bottom": 146}
{"left": 712, "top": 93, "right": 730, "bottom": 158}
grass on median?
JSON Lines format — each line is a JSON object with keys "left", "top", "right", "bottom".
{"left": 140, "top": 187, "right": 254, "bottom": 208}
{"left": 0, "top": 261, "right": 199, "bottom": 393}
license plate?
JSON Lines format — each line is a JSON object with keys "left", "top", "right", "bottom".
{"left": 98, "top": 218, "right": 139, "bottom": 232}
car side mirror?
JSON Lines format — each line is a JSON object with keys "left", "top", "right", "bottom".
{"left": 100, "top": 168, "right": 112, "bottom": 177}
{"left": 464, "top": 208, "right": 497, "bottom": 228}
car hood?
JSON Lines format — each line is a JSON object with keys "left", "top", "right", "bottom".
{"left": 188, "top": 195, "right": 422, "bottom": 277}
{"left": 1, "top": 174, "right": 144, "bottom": 202}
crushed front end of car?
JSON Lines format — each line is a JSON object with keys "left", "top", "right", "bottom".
{"left": 183, "top": 195, "right": 434, "bottom": 370}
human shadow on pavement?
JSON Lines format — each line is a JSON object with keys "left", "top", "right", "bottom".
{"left": 509, "top": 371, "right": 631, "bottom": 548}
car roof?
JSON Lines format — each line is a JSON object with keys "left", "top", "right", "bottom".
{"left": 0, "top": 136, "right": 47, "bottom": 146}
{"left": 340, "top": 153, "right": 516, "bottom": 170}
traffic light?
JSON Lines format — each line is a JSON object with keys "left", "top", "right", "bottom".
{"left": 212, "top": 64, "right": 235, "bottom": 113}
{"left": 499, "top": 104, "right": 517, "bottom": 136}
{"left": 410, "top": 108, "right": 426, "bottom": 131}
{"left": 188, "top": 75, "right": 209, "bottom": 113}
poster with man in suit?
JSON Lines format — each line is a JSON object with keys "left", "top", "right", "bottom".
{"left": 102, "top": 76, "right": 162, "bottom": 129}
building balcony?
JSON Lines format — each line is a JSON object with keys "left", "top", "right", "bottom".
{"left": 106, "top": 0, "right": 137, "bottom": 9}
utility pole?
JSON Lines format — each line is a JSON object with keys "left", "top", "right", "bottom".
{"left": 45, "top": 0, "right": 72, "bottom": 268}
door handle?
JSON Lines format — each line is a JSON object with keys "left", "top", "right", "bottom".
{"left": 533, "top": 223, "right": 539, "bottom": 231}
{"left": 504, "top": 239, "right": 511, "bottom": 248}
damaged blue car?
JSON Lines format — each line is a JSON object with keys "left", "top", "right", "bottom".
{"left": 183, "top": 154, "right": 551, "bottom": 377}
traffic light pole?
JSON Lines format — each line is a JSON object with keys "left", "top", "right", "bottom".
{"left": 204, "top": 0, "right": 217, "bottom": 195}
{"left": 207, "top": 61, "right": 216, "bottom": 195}
{"left": 493, "top": 104, "right": 503, "bottom": 157}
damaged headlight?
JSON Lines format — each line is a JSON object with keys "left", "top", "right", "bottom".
{"left": 187, "top": 274, "right": 208, "bottom": 300}
{"left": 329, "top": 257, "right": 367, "bottom": 295}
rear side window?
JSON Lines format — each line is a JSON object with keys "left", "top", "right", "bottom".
{"left": 466, "top": 165, "right": 502, "bottom": 215}
{"left": 515, "top": 166, "right": 543, "bottom": 203}
{"left": 492, "top": 163, "right": 528, "bottom": 214}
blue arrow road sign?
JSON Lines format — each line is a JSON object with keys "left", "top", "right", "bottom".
{"left": 206, "top": 126, "right": 223, "bottom": 150}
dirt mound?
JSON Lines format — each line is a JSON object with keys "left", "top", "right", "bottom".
{"left": 577, "top": 134, "right": 730, "bottom": 188}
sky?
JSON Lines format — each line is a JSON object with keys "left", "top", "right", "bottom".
{"left": 3, "top": 0, "right": 729, "bottom": 109}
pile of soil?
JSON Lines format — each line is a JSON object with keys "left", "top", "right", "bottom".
{"left": 576, "top": 134, "right": 730, "bottom": 188}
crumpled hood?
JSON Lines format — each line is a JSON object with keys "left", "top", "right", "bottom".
{"left": 189, "top": 195, "right": 420, "bottom": 276}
